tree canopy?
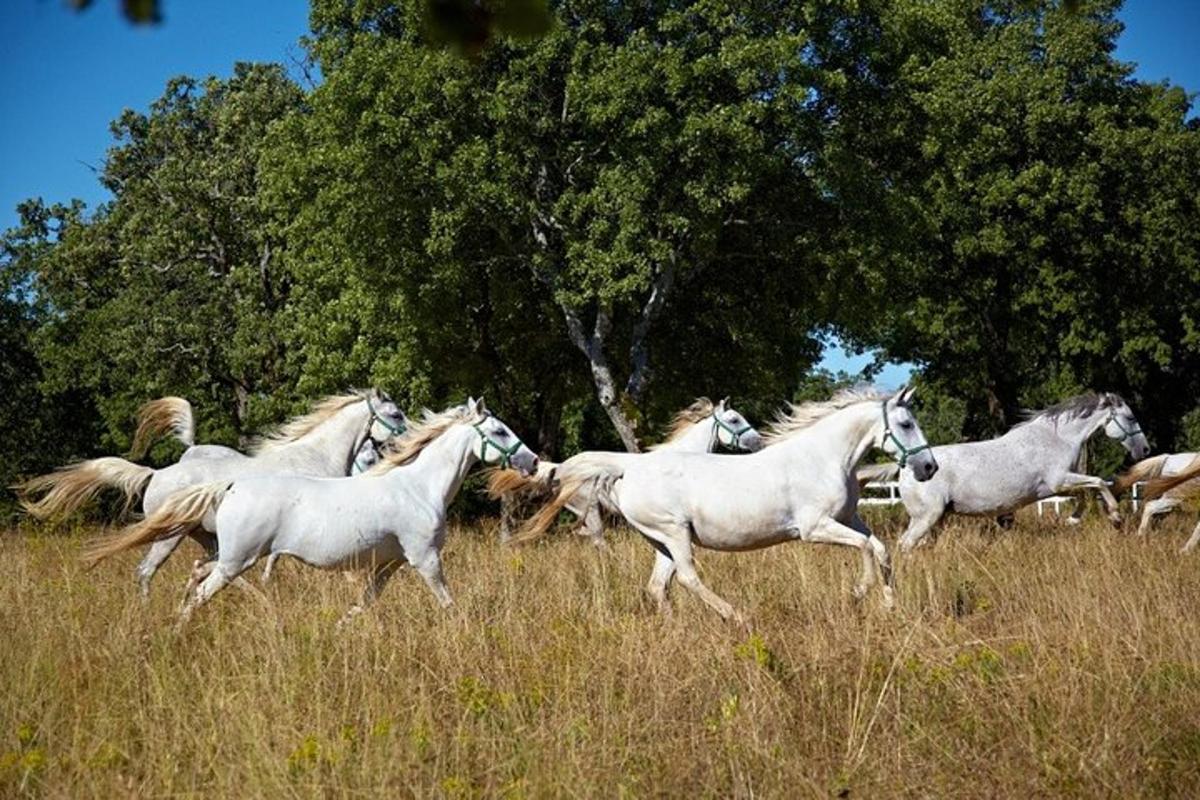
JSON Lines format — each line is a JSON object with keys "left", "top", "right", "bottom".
{"left": 4, "top": 0, "right": 1199, "bottom": 505}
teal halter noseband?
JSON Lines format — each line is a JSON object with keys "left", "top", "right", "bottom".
{"left": 881, "top": 400, "right": 931, "bottom": 469}
{"left": 713, "top": 414, "right": 754, "bottom": 449}
{"left": 366, "top": 397, "right": 407, "bottom": 438}
{"left": 1106, "top": 410, "right": 1142, "bottom": 441}
{"left": 474, "top": 418, "right": 521, "bottom": 468}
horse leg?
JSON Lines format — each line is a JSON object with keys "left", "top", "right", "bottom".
{"left": 1183, "top": 519, "right": 1200, "bottom": 553}
{"left": 581, "top": 501, "right": 608, "bottom": 550}
{"left": 340, "top": 560, "right": 405, "bottom": 625}
{"left": 1137, "top": 498, "right": 1177, "bottom": 537}
{"left": 898, "top": 508, "right": 941, "bottom": 553}
{"left": 1065, "top": 493, "right": 1090, "bottom": 525}
{"left": 177, "top": 561, "right": 241, "bottom": 629}
{"left": 261, "top": 553, "right": 281, "bottom": 584}
{"left": 645, "top": 549, "right": 676, "bottom": 614}
{"left": 412, "top": 551, "right": 454, "bottom": 609}
{"left": 631, "top": 522, "right": 742, "bottom": 624}
{"left": 1055, "top": 473, "right": 1121, "bottom": 526}
{"left": 136, "top": 533, "right": 186, "bottom": 600}
{"left": 848, "top": 514, "right": 893, "bottom": 608}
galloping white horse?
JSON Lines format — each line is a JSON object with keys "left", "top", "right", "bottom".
{"left": 516, "top": 387, "right": 937, "bottom": 622}
{"left": 490, "top": 397, "right": 763, "bottom": 544}
{"left": 84, "top": 399, "right": 537, "bottom": 623}
{"left": 863, "top": 392, "right": 1150, "bottom": 552}
{"left": 21, "top": 389, "right": 407, "bottom": 596}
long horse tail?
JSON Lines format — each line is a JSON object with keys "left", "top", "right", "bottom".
{"left": 511, "top": 456, "right": 626, "bottom": 544}
{"left": 856, "top": 462, "right": 900, "bottom": 488}
{"left": 1141, "top": 458, "right": 1200, "bottom": 502}
{"left": 1112, "top": 453, "right": 1171, "bottom": 495}
{"left": 486, "top": 460, "right": 558, "bottom": 499}
{"left": 82, "top": 482, "right": 230, "bottom": 568}
{"left": 129, "top": 396, "right": 196, "bottom": 458}
{"left": 14, "top": 458, "right": 155, "bottom": 521}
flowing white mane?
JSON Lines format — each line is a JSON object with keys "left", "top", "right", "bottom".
{"left": 249, "top": 392, "right": 366, "bottom": 454}
{"left": 648, "top": 398, "right": 715, "bottom": 451}
{"left": 371, "top": 405, "right": 483, "bottom": 473}
{"left": 762, "top": 387, "right": 890, "bottom": 446}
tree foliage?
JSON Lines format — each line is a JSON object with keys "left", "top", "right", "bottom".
{"left": 4, "top": 0, "right": 1200, "bottom": 490}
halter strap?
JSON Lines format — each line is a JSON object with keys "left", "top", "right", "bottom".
{"left": 351, "top": 447, "right": 375, "bottom": 475}
{"left": 712, "top": 414, "right": 753, "bottom": 449}
{"left": 473, "top": 418, "right": 521, "bottom": 468}
{"left": 1106, "top": 410, "right": 1142, "bottom": 441}
{"left": 881, "top": 400, "right": 931, "bottom": 469}
{"left": 366, "top": 397, "right": 407, "bottom": 439}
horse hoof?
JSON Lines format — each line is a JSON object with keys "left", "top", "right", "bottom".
{"left": 1108, "top": 513, "right": 1122, "bottom": 528}
{"left": 852, "top": 585, "right": 869, "bottom": 601}
{"left": 881, "top": 587, "right": 896, "bottom": 610}
{"left": 1065, "top": 516, "right": 1082, "bottom": 527}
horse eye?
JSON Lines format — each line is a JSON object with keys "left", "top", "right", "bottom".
{"left": 900, "top": 421, "right": 914, "bottom": 431}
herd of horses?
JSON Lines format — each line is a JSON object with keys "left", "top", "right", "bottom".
{"left": 14, "top": 386, "right": 1200, "bottom": 627}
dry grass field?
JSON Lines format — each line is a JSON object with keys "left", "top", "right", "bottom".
{"left": 3, "top": 509, "right": 1200, "bottom": 798}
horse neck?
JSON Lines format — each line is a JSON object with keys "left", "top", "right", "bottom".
{"left": 1022, "top": 410, "right": 1107, "bottom": 464}
{"left": 267, "top": 402, "right": 368, "bottom": 475}
{"left": 661, "top": 418, "right": 715, "bottom": 453}
{"left": 776, "top": 402, "right": 878, "bottom": 474}
{"left": 385, "top": 425, "right": 478, "bottom": 510}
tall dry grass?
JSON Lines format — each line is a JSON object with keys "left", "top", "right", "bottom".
{"left": 2, "top": 511, "right": 1199, "bottom": 798}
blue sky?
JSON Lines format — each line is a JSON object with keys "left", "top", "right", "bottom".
{"left": 3, "top": 1, "right": 1198, "bottom": 387}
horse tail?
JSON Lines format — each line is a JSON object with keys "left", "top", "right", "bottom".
{"left": 1111, "top": 454, "right": 1170, "bottom": 495}
{"left": 82, "top": 482, "right": 230, "bottom": 568}
{"left": 1141, "top": 458, "right": 1200, "bottom": 502}
{"left": 486, "top": 460, "right": 558, "bottom": 499}
{"left": 129, "top": 396, "right": 195, "bottom": 458}
{"left": 15, "top": 458, "right": 154, "bottom": 521}
{"left": 856, "top": 462, "right": 900, "bottom": 488}
{"left": 511, "top": 457, "right": 626, "bottom": 544}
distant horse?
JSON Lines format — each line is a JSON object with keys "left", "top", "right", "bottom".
{"left": 1111, "top": 452, "right": 1200, "bottom": 538}
{"left": 20, "top": 389, "right": 407, "bottom": 596}
{"left": 515, "top": 387, "right": 936, "bottom": 622}
{"left": 489, "top": 397, "right": 763, "bottom": 544}
{"left": 1130, "top": 455, "right": 1200, "bottom": 551}
{"left": 84, "top": 398, "right": 537, "bottom": 624}
{"left": 859, "top": 392, "right": 1150, "bottom": 552}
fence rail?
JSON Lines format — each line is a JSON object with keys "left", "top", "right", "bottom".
{"left": 859, "top": 481, "right": 1145, "bottom": 514}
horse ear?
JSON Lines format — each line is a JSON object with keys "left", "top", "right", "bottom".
{"left": 1098, "top": 392, "right": 1113, "bottom": 408}
{"left": 475, "top": 396, "right": 489, "bottom": 415}
{"left": 892, "top": 384, "right": 910, "bottom": 406}
{"left": 720, "top": 396, "right": 730, "bottom": 408}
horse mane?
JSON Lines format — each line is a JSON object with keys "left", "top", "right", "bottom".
{"left": 648, "top": 397, "right": 715, "bottom": 451}
{"left": 249, "top": 392, "right": 366, "bottom": 454}
{"left": 370, "top": 405, "right": 482, "bottom": 473}
{"left": 1015, "top": 392, "right": 1118, "bottom": 428}
{"left": 762, "top": 387, "right": 890, "bottom": 446}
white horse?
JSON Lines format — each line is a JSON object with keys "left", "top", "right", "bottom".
{"left": 516, "top": 387, "right": 937, "bottom": 622}
{"left": 21, "top": 389, "right": 407, "bottom": 596}
{"left": 490, "top": 397, "right": 764, "bottom": 544}
{"left": 84, "top": 398, "right": 537, "bottom": 623}
{"left": 861, "top": 392, "right": 1150, "bottom": 552}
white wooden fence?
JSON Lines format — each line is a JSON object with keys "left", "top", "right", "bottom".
{"left": 859, "top": 481, "right": 1144, "bottom": 514}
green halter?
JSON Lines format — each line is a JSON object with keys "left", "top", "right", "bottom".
{"left": 366, "top": 397, "right": 407, "bottom": 437}
{"left": 713, "top": 414, "right": 754, "bottom": 449}
{"left": 474, "top": 418, "right": 522, "bottom": 468}
{"left": 881, "top": 400, "right": 931, "bottom": 469}
{"left": 1106, "top": 410, "right": 1143, "bottom": 441}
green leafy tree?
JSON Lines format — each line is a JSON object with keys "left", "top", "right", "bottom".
{"left": 835, "top": 0, "right": 1200, "bottom": 447}
{"left": 269, "top": 0, "right": 851, "bottom": 452}
{"left": 28, "top": 63, "right": 305, "bottom": 454}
